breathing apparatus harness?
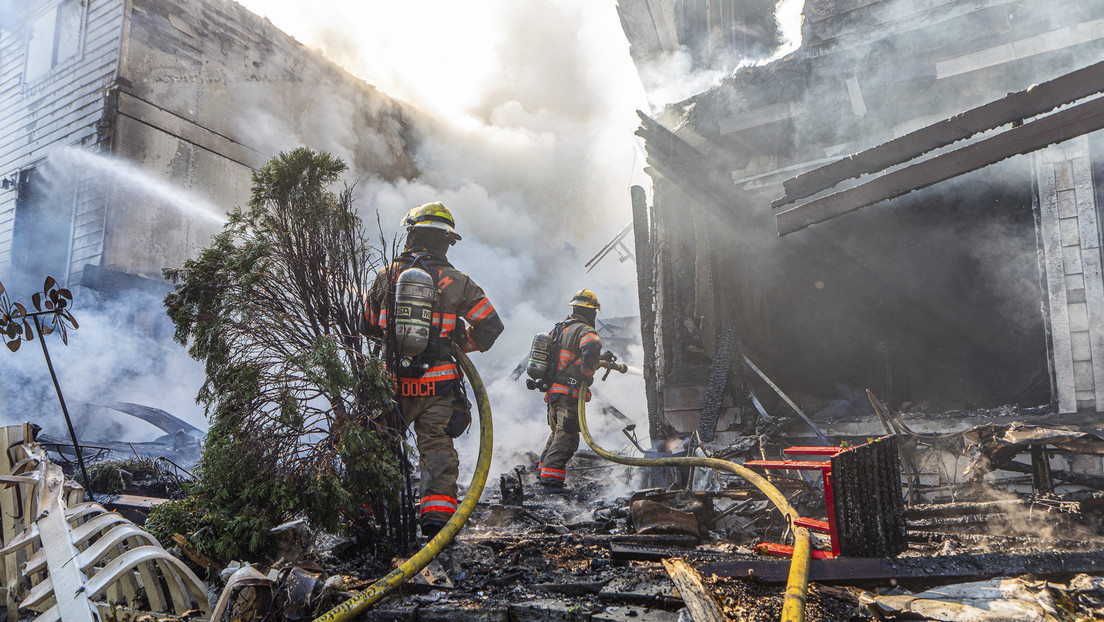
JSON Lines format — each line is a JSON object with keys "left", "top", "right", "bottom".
{"left": 386, "top": 252, "right": 473, "bottom": 434}
{"left": 525, "top": 318, "right": 583, "bottom": 393}
{"left": 389, "top": 253, "right": 448, "bottom": 379}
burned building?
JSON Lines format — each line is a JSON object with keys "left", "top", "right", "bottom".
{"left": 618, "top": 0, "right": 1104, "bottom": 446}
{"left": 0, "top": 0, "right": 427, "bottom": 444}
{"left": 0, "top": 0, "right": 422, "bottom": 298}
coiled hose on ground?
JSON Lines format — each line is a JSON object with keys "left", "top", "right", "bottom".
{"left": 312, "top": 345, "right": 493, "bottom": 622}
{"left": 576, "top": 384, "right": 812, "bottom": 622}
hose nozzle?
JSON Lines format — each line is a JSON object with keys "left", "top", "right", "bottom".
{"left": 597, "top": 352, "right": 628, "bottom": 380}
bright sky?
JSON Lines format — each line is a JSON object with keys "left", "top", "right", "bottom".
{"left": 234, "top": 1, "right": 647, "bottom": 124}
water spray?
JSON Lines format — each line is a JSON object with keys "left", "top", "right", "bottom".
{"left": 49, "top": 148, "right": 229, "bottom": 225}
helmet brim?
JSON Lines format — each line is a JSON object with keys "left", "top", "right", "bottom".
{"left": 409, "top": 221, "right": 461, "bottom": 240}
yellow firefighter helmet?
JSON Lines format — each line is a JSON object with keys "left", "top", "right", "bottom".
{"left": 569, "top": 288, "right": 601, "bottom": 311}
{"left": 401, "top": 202, "right": 461, "bottom": 240}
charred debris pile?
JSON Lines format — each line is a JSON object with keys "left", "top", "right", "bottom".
{"left": 35, "top": 393, "right": 1104, "bottom": 622}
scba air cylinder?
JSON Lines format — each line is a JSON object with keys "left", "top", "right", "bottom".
{"left": 394, "top": 268, "right": 435, "bottom": 357}
{"left": 526, "top": 332, "right": 557, "bottom": 388}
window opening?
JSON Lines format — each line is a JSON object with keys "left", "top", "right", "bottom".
{"left": 25, "top": 0, "right": 83, "bottom": 83}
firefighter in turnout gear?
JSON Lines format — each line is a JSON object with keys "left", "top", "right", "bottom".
{"left": 363, "top": 202, "right": 503, "bottom": 537}
{"left": 537, "top": 289, "right": 603, "bottom": 489}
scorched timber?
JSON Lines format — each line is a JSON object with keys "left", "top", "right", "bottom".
{"left": 699, "top": 550, "right": 1104, "bottom": 586}
{"left": 635, "top": 110, "right": 751, "bottom": 213}
{"left": 773, "top": 60, "right": 1104, "bottom": 207}
{"left": 776, "top": 94, "right": 1104, "bottom": 235}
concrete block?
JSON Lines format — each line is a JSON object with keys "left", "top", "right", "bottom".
{"left": 1067, "top": 288, "right": 1087, "bottom": 304}
{"left": 1069, "top": 302, "right": 1090, "bottom": 332}
{"left": 1040, "top": 140, "right": 1083, "bottom": 163}
{"left": 1037, "top": 150, "right": 1077, "bottom": 413}
{"left": 1071, "top": 331, "right": 1092, "bottom": 361}
{"left": 1071, "top": 454, "right": 1104, "bottom": 476}
{"left": 1078, "top": 213, "right": 1101, "bottom": 251}
{"left": 1073, "top": 360, "right": 1096, "bottom": 388}
{"left": 1057, "top": 189, "right": 1078, "bottom": 218}
{"left": 1054, "top": 161, "right": 1074, "bottom": 190}
{"left": 1067, "top": 273, "right": 1086, "bottom": 293}
{"left": 1063, "top": 246, "right": 1084, "bottom": 275}
{"left": 1060, "top": 217, "right": 1081, "bottom": 247}
{"left": 1076, "top": 397, "right": 1097, "bottom": 411}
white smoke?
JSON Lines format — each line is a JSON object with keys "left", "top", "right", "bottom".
{"left": 52, "top": 148, "right": 227, "bottom": 226}
{"left": 0, "top": 285, "right": 208, "bottom": 446}
{"left": 0, "top": 149, "right": 211, "bottom": 448}
{"left": 232, "top": 0, "right": 654, "bottom": 476}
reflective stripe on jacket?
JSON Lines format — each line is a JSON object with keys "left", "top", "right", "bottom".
{"left": 366, "top": 253, "right": 501, "bottom": 395}
{"left": 545, "top": 315, "right": 600, "bottom": 403}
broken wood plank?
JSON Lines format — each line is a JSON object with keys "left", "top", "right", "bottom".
{"left": 595, "top": 591, "right": 685, "bottom": 610}
{"left": 774, "top": 60, "right": 1104, "bottom": 206}
{"left": 905, "top": 499, "right": 1078, "bottom": 518}
{"left": 662, "top": 559, "right": 730, "bottom": 622}
{"left": 776, "top": 94, "right": 1104, "bottom": 235}
{"left": 998, "top": 460, "right": 1104, "bottom": 490}
{"left": 610, "top": 541, "right": 718, "bottom": 562}
{"left": 636, "top": 111, "right": 752, "bottom": 215}
{"left": 699, "top": 550, "right": 1104, "bottom": 585}
{"left": 172, "top": 533, "right": 219, "bottom": 574}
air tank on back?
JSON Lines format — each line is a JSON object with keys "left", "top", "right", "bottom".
{"left": 394, "top": 267, "right": 435, "bottom": 357}
{"left": 525, "top": 332, "right": 557, "bottom": 390}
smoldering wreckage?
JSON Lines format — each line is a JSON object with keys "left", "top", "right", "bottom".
{"left": 7, "top": 0, "right": 1104, "bottom": 621}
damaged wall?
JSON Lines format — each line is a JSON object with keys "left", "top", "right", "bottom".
{"left": 0, "top": 0, "right": 125, "bottom": 289}
{"left": 624, "top": 0, "right": 1104, "bottom": 439}
{"left": 104, "top": 0, "right": 424, "bottom": 279}
{"left": 0, "top": 0, "right": 429, "bottom": 441}
{"left": 0, "top": 0, "right": 425, "bottom": 291}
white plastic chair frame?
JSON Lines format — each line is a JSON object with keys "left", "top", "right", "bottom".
{"left": 0, "top": 427, "right": 209, "bottom": 621}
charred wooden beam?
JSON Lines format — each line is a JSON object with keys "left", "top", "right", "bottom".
{"left": 595, "top": 591, "right": 685, "bottom": 610}
{"left": 635, "top": 111, "right": 751, "bottom": 213}
{"left": 698, "top": 306, "right": 740, "bottom": 442}
{"left": 774, "top": 60, "right": 1104, "bottom": 207}
{"left": 905, "top": 499, "right": 1078, "bottom": 518}
{"left": 700, "top": 550, "right": 1104, "bottom": 585}
{"left": 776, "top": 94, "right": 1104, "bottom": 235}
{"left": 631, "top": 185, "right": 664, "bottom": 444}
{"left": 1031, "top": 446, "right": 1054, "bottom": 494}
{"left": 832, "top": 435, "right": 907, "bottom": 557}
{"left": 999, "top": 460, "right": 1104, "bottom": 490}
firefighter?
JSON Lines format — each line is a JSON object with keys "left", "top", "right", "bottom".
{"left": 537, "top": 288, "right": 606, "bottom": 489}
{"left": 363, "top": 202, "right": 503, "bottom": 537}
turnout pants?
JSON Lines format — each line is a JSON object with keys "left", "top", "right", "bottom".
{"left": 398, "top": 393, "right": 459, "bottom": 526}
{"left": 538, "top": 399, "right": 580, "bottom": 485}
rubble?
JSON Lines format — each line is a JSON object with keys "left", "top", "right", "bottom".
{"left": 4, "top": 403, "right": 1104, "bottom": 622}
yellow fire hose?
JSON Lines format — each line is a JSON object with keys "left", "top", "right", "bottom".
{"left": 577, "top": 384, "right": 811, "bottom": 622}
{"left": 313, "top": 345, "right": 493, "bottom": 622}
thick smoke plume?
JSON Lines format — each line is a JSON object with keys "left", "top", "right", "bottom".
{"left": 234, "top": 0, "right": 656, "bottom": 477}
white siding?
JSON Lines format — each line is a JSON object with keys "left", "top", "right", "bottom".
{"left": 0, "top": 0, "right": 124, "bottom": 283}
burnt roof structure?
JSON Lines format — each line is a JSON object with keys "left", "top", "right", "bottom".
{"left": 618, "top": 0, "right": 1104, "bottom": 445}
